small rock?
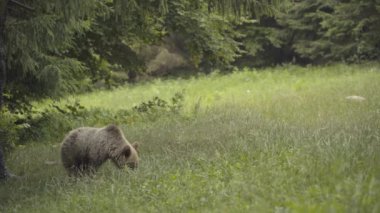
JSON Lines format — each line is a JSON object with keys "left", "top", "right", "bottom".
{"left": 346, "top": 96, "right": 366, "bottom": 101}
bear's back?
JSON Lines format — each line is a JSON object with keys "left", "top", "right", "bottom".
{"left": 61, "top": 127, "right": 100, "bottom": 151}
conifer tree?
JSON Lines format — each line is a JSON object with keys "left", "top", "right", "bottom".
{"left": 277, "top": 0, "right": 333, "bottom": 63}
{"left": 238, "top": 0, "right": 380, "bottom": 65}
{"left": 282, "top": 0, "right": 380, "bottom": 63}
{"left": 1, "top": 0, "right": 99, "bottom": 180}
{"left": 321, "top": 0, "right": 380, "bottom": 62}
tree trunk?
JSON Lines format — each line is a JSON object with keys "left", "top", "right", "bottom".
{"left": 0, "top": 0, "right": 10, "bottom": 180}
{"left": 0, "top": 146, "right": 10, "bottom": 179}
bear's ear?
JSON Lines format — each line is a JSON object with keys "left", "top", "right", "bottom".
{"left": 105, "top": 124, "right": 121, "bottom": 134}
{"left": 123, "top": 145, "right": 131, "bottom": 158}
{"left": 132, "top": 142, "right": 139, "bottom": 151}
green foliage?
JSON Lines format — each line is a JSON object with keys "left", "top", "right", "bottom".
{"left": 11, "top": 92, "right": 184, "bottom": 146}
{"left": 238, "top": 0, "right": 380, "bottom": 65}
{"left": 207, "top": 0, "right": 283, "bottom": 17}
{"left": 133, "top": 91, "right": 184, "bottom": 114}
{"left": 0, "top": 110, "right": 19, "bottom": 151}
{"left": 5, "top": 0, "right": 98, "bottom": 103}
{"left": 279, "top": 0, "right": 332, "bottom": 63}
{"left": 320, "top": 0, "right": 380, "bottom": 62}
{"left": 68, "top": 1, "right": 164, "bottom": 85}
{"left": 3, "top": 0, "right": 285, "bottom": 112}
{"left": 234, "top": 16, "right": 286, "bottom": 67}
{"left": 165, "top": 0, "right": 242, "bottom": 70}
{"left": 14, "top": 101, "right": 86, "bottom": 145}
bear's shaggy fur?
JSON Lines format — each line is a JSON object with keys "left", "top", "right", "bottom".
{"left": 60, "top": 124, "right": 139, "bottom": 176}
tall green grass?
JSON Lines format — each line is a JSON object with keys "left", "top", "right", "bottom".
{"left": 38, "top": 63, "right": 378, "bottom": 113}
{"left": 1, "top": 64, "right": 380, "bottom": 212}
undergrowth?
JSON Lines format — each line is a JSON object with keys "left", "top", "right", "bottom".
{"left": 1, "top": 92, "right": 185, "bottom": 148}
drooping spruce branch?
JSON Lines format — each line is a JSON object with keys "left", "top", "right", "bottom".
{"left": 9, "top": 0, "right": 34, "bottom": 11}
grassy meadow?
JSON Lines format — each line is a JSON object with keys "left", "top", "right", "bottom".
{"left": 1, "top": 64, "right": 380, "bottom": 212}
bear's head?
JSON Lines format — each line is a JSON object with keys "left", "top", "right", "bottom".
{"left": 105, "top": 124, "right": 140, "bottom": 170}
{"left": 112, "top": 142, "right": 139, "bottom": 170}
{"left": 123, "top": 142, "right": 139, "bottom": 169}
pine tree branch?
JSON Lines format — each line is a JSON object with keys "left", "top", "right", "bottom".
{"left": 9, "top": 0, "right": 34, "bottom": 11}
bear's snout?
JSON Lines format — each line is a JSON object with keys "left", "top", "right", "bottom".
{"left": 127, "top": 162, "right": 138, "bottom": 170}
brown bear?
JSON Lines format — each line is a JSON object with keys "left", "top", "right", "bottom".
{"left": 60, "top": 124, "right": 139, "bottom": 176}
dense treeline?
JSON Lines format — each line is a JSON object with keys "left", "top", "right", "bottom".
{"left": 2, "top": 0, "right": 380, "bottom": 108}
{"left": 1, "top": 0, "right": 281, "bottom": 109}
{"left": 238, "top": 0, "right": 380, "bottom": 67}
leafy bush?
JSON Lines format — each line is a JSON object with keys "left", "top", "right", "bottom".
{"left": 16, "top": 101, "right": 88, "bottom": 145}
{"left": 133, "top": 91, "right": 184, "bottom": 114}
{"left": 0, "top": 110, "right": 20, "bottom": 151}
{"left": 13, "top": 92, "right": 185, "bottom": 146}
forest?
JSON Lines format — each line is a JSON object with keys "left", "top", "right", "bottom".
{"left": 1, "top": 0, "right": 380, "bottom": 212}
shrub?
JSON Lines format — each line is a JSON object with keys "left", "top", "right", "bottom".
{"left": 14, "top": 92, "right": 185, "bottom": 146}
{"left": 0, "top": 110, "right": 21, "bottom": 151}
